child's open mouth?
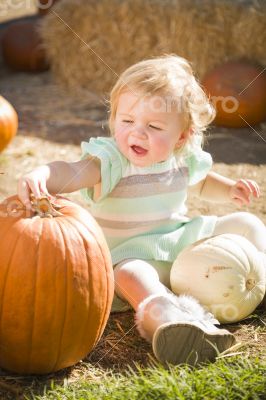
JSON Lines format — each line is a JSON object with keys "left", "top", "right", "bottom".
{"left": 131, "top": 145, "right": 148, "bottom": 156}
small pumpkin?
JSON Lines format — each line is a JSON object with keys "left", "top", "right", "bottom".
{"left": 0, "top": 95, "right": 18, "bottom": 152}
{"left": 170, "top": 234, "right": 265, "bottom": 323}
{"left": 38, "top": 0, "right": 60, "bottom": 16}
{"left": 202, "top": 61, "right": 266, "bottom": 128}
{"left": 0, "top": 195, "right": 114, "bottom": 374}
{"left": 2, "top": 21, "right": 49, "bottom": 72}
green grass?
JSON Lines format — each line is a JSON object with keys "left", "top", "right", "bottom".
{"left": 1, "top": 310, "right": 265, "bottom": 399}
{"left": 27, "top": 357, "right": 266, "bottom": 400}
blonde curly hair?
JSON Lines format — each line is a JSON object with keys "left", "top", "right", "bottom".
{"left": 108, "top": 54, "right": 215, "bottom": 147}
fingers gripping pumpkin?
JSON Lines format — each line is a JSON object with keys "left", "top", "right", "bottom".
{"left": 0, "top": 195, "right": 114, "bottom": 374}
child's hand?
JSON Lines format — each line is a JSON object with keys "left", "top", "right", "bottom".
{"left": 229, "top": 179, "right": 260, "bottom": 207}
{"left": 17, "top": 166, "right": 51, "bottom": 210}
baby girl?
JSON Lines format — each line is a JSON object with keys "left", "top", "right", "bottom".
{"left": 18, "top": 55, "right": 265, "bottom": 366}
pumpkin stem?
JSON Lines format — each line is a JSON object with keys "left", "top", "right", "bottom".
{"left": 246, "top": 278, "right": 256, "bottom": 291}
{"left": 30, "top": 194, "right": 63, "bottom": 218}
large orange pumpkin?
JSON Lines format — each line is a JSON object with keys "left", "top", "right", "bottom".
{"left": 202, "top": 61, "right": 266, "bottom": 128}
{"left": 0, "top": 195, "right": 114, "bottom": 374}
{"left": 2, "top": 21, "right": 49, "bottom": 72}
{"left": 0, "top": 95, "right": 18, "bottom": 152}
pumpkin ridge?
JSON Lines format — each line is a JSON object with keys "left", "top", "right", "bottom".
{"left": 80, "top": 220, "right": 111, "bottom": 345}
{"left": 52, "top": 214, "right": 106, "bottom": 370}
{"left": 29, "top": 218, "right": 66, "bottom": 372}
{"left": 88, "top": 229, "right": 113, "bottom": 345}
{"left": 86, "top": 230, "right": 97, "bottom": 353}
{"left": 64, "top": 216, "right": 110, "bottom": 356}
{"left": 26, "top": 217, "right": 44, "bottom": 373}
{"left": 210, "top": 239, "right": 261, "bottom": 307}
{"left": 199, "top": 240, "right": 253, "bottom": 307}
{"left": 66, "top": 214, "right": 112, "bottom": 280}
{"left": 87, "top": 228, "right": 107, "bottom": 347}
{"left": 203, "top": 237, "right": 249, "bottom": 271}
{"left": 50, "top": 218, "right": 68, "bottom": 372}
{"left": 0, "top": 218, "right": 30, "bottom": 349}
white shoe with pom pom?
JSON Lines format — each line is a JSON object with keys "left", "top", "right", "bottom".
{"left": 135, "top": 293, "right": 236, "bottom": 366}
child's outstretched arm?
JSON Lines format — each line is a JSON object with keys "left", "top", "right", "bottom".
{"left": 18, "top": 156, "right": 101, "bottom": 208}
{"left": 191, "top": 171, "right": 260, "bottom": 206}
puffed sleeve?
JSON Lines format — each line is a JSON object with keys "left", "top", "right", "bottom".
{"left": 80, "top": 137, "right": 128, "bottom": 202}
{"left": 185, "top": 135, "right": 213, "bottom": 186}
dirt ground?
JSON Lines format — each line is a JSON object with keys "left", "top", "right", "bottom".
{"left": 0, "top": 3, "right": 265, "bottom": 397}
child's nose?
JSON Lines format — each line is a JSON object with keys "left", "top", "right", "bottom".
{"left": 132, "top": 125, "right": 147, "bottom": 139}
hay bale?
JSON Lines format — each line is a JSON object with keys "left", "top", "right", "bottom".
{"left": 231, "top": 4, "right": 266, "bottom": 63}
{"left": 39, "top": 0, "right": 266, "bottom": 94}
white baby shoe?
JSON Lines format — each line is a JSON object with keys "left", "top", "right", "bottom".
{"left": 135, "top": 293, "right": 236, "bottom": 366}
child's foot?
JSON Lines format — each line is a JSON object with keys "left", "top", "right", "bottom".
{"left": 152, "top": 321, "right": 236, "bottom": 366}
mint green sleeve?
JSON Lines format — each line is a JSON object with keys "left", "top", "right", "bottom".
{"left": 80, "top": 137, "right": 127, "bottom": 203}
{"left": 185, "top": 136, "right": 213, "bottom": 186}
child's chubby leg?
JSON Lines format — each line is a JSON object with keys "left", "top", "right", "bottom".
{"left": 213, "top": 211, "right": 266, "bottom": 252}
{"left": 113, "top": 258, "right": 169, "bottom": 310}
{"left": 114, "top": 259, "right": 236, "bottom": 366}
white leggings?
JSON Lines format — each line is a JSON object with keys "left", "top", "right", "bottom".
{"left": 113, "top": 212, "right": 266, "bottom": 310}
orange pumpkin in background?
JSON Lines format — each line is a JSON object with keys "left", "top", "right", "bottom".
{"left": 2, "top": 21, "right": 49, "bottom": 72}
{"left": 0, "top": 195, "right": 114, "bottom": 374}
{"left": 0, "top": 95, "right": 18, "bottom": 152}
{"left": 202, "top": 61, "right": 266, "bottom": 128}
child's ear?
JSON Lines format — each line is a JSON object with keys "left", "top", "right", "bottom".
{"left": 175, "top": 129, "right": 192, "bottom": 149}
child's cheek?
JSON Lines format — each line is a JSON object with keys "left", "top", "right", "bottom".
{"left": 153, "top": 135, "right": 172, "bottom": 155}
{"left": 113, "top": 127, "right": 122, "bottom": 142}
{"left": 114, "top": 124, "right": 127, "bottom": 139}
{"left": 114, "top": 127, "right": 128, "bottom": 153}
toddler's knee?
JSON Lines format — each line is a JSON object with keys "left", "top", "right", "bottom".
{"left": 113, "top": 262, "right": 132, "bottom": 286}
{"left": 232, "top": 212, "right": 266, "bottom": 251}
{"left": 114, "top": 259, "right": 160, "bottom": 286}
{"left": 235, "top": 212, "right": 264, "bottom": 232}
{"left": 113, "top": 259, "right": 162, "bottom": 305}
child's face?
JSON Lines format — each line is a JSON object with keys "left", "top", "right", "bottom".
{"left": 114, "top": 90, "right": 187, "bottom": 167}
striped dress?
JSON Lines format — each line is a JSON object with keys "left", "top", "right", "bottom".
{"left": 80, "top": 137, "right": 217, "bottom": 267}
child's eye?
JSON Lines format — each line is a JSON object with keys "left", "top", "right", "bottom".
{"left": 149, "top": 124, "right": 162, "bottom": 131}
{"left": 122, "top": 120, "right": 133, "bottom": 124}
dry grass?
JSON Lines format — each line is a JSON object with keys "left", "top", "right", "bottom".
{"left": 0, "top": 308, "right": 265, "bottom": 399}
{"left": 39, "top": 0, "right": 266, "bottom": 93}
